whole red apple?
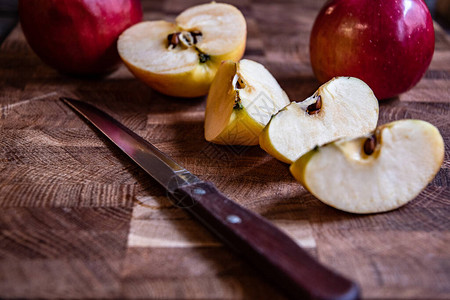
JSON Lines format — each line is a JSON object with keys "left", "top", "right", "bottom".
{"left": 19, "top": 0, "right": 142, "bottom": 75}
{"left": 310, "top": 0, "right": 434, "bottom": 100}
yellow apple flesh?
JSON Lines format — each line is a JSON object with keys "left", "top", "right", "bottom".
{"left": 205, "top": 59, "right": 290, "bottom": 145}
{"left": 290, "top": 120, "right": 444, "bottom": 214}
{"left": 260, "top": 77, "right": 379, "bottom": 163}
{"left": 117, "top": 3, "right": 246, "bottom": 97}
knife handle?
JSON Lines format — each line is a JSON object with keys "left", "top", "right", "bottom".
{"left": 175, "top": 181, "right": 360, "bottom": 300}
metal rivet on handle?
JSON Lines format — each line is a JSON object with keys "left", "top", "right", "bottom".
{"left": 193, "top": 188, "right": 206, "bottom": 195}
{"left": 227, "top": 215, "right": 242, "bottom": 224}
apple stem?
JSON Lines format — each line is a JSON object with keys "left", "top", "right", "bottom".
{"left": 198, "top": 52, "right": 210, "bottom": 63}
{"left": 233, "top": 91, "right": 243, "bottom": 109}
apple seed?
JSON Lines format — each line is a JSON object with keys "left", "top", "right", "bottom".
{"left": 167, "top": 32, "right": 180, "bottom": 49}
{"left": 190, "top": 30, "right": 202, "bottom": 44}
{"left": 180, "top": 32, "right": 194, "bottom": 47}
{"left": 363, "top": 134, "right": 377, "bottom": 155}
{"left": 236, "top": 78, "right": 245, "bottom": 89}
{"left": 306, "top": 95, "right": 322, "bottom": 115}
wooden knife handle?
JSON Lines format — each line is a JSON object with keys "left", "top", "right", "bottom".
{"left": 175, "top": 181, "right": 360, "bottom": 300}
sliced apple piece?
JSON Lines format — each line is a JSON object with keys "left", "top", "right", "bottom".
{"left": 117, "top": 2, "right": 246, "bottom": 98}
{"left": 205, "top": 59, "right": 290, "bottom": 145}
{"left": 260, "top": 77, "right": 379, "bottom": 163}
{"left": 290, "top": 120, "right": 444, "bottom": 214}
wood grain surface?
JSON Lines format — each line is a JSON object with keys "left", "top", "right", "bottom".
{"left": 1, "top": 0, "right": 450, "bottom": 299}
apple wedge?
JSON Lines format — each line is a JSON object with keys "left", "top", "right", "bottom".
{"left": 117, "top": 2, "right": 246, "bottom": 98}
{"left": 205, "top": 59, "right": 290, "bottom": 145}
{"left": 290, "top": 120, "right": 444, "bottom": 214}
{"left": 260, "top": 77, "right": 379, "bottom": 163}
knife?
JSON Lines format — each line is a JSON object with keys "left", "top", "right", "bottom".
{"left": 60, "top": 97, "right": 360, "bottom": 300}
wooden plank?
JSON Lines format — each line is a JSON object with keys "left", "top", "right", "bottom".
{"left": 121, "top": 247, "right": 288, "bottom": 300}
{"left": 0, "top": 258, "right": 124, "bottom": 298}
{"left": 0, "top": 207, "right": 131, "bottom": 298}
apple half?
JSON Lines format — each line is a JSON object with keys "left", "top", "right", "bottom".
{"left": 260, "top": 77, "right": 379, "bottom": 163}
{"left": 290, "top": 120, "right": 444, "bottom": 214}
{"left": 117, "top": 2, "right": 246, "bottom": 98}
{"left": 205, "top": 59, "right": 290, "bottom": 145}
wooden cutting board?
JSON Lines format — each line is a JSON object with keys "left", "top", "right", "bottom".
{"left": 1, "top": 0, "right": 449, "bottom": 299}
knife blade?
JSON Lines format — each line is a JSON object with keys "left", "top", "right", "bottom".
{"left": 61, "top": 97, "right": 360, "bottom": 300}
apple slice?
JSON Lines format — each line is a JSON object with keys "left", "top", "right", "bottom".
{"left": 117, "top": 2, "right": 246, "bottom": 98}
{"left": 205, "top": 59, "right": 290, "bottom": 145}
{"left": 260, "top": 77, "right": 379, "bottom": 163}
{"left": 290, "top": 120, "right": 444, "bottom": 214}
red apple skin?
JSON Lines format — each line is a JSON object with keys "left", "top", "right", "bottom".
{"left": 310, "top": 0, "right": 435, "bottom": 100}
{"left": 19, "top": 0, "right": 142, "bottom": 75}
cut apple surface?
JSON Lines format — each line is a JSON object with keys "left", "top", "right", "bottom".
{"left": 290, "top": 120, "right": 444, "bottom": 214}
{"left": 205, "top": 59, "right": 290, "bottom": 145}
{"left": 260, "top": 77, "right": 379, "bottom": 163}
{"left": 117, "top": 2, "right": 246, "bottom": 97}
